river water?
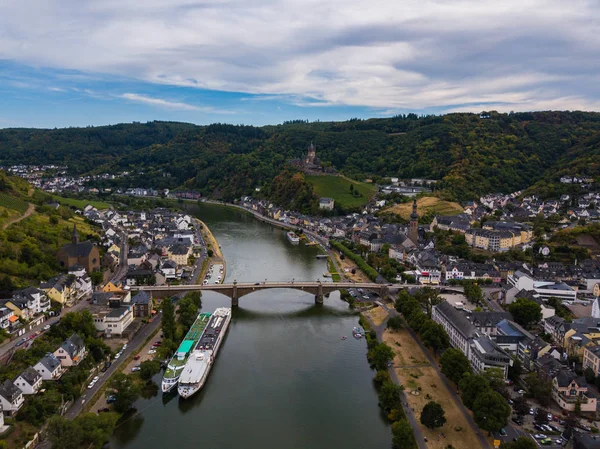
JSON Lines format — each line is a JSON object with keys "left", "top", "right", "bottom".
{"left": 110, "top": 203, "right": 390, "bottom": 449}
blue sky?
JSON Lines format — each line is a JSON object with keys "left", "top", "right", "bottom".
{"left": 1, "top": 0, "right": 599, "bottom": 129}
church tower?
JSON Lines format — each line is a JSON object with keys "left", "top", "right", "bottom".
{"left": 408, "top": 199, "right": 419, "bottom": 244}
{"left": 72, "top": 223, "right": 80, "bottom": 245}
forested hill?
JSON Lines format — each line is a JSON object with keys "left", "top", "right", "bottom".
{"left": 2, "top": 111, "right": 600, "bottom": 200}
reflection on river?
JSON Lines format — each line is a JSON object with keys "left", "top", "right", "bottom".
{"left": 110, "top": 203, "right": 390, "bottom": 449}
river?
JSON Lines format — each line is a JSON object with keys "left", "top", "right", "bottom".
{"left": 110, "top": 203, "right": 391, "bottom": 449}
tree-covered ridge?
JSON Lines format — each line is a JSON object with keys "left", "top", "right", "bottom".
{"left": 2, "top": 111, "right": 600, "bottom": 200}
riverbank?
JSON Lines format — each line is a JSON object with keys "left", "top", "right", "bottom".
{"left": 194, "top": 217, "right": 226, "bottom": 284}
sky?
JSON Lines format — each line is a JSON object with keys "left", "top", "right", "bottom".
{"left": 1, "top": 0, "right": 599, "bottom": 128}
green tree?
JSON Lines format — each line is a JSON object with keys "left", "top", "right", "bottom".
{"left": 90, "top": 271, "right": 104, "bottom": 286}
{"left": 484, "top": 367, "right": 506, "bottom": 393}
{"left": 512, "top": 395, "right": 529, "bottom": 417}
{"left": 459, "top": 374, "right": 490, "bottom": 409}
{"left": 473, "top": 390, "right": 511, "bottom": 433}
{"left": 464, "top": 284, "right": 484, "bottom": 305}
{"left": 387, "top": 316, "right": 403, "bottom": 330}
{"left": 499, "top": 437, "right": 537, "bottom": 449}
{"left": 420, "top": 320, "right": 449, "bottom": 352}
{"left": 584, "top": 367, "right": 596, "bottom": 383}
{"left": 420, "top": 401, "right": 446, "bottom": 429}
{"left": 524, "top": 372, "right": 552, "bottom": 407}
{"left": 107, "top": 373, "right": 141, "bottom": 413}
{"left": 140, "top": 360, "right": 162, "bottom": 381}
{"left": 368, "top": 343, "right": 395, "bottom": 371}
{"left": 378, "top": 380, "right": 404, "bottom": 411}
{"left": 508, "top": 298, "right": 542, "bottom": 327}
{"left": 391, "top": 419, "right": 417, "bottom": 449}
{"left": 508, "top": 358, "right": 523, "bottom": 381}
{"left": 415, "top": 287, "right": 443, "bottom": 317}
{"left": 77, "top": 412, "right": 119, "bottom": 449}
{"left": 534, "top": 408, "right": 549, "bottom": 425}
{"left": 441, "top": 348, "right": 471, "bottom": 385}
{"left": 161, "top": 298, "right": 177, "bottom": 343}
{"left": 46, "top": 415, "right": 84, "bottom": 449}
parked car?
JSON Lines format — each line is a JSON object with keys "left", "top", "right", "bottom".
{"left": 87, "top": 381, "right": 96, "bottom": 389}
{"left": 148, "top": 349, "right": 156, "bottom": 354}
{"left": 107, "top": 395, "right": 117, "bottom": 404}
{"left": 499, "top": 428, "right": 507, "bottom": 436}
{"left": 43, "top": 324, "right": 51, "bottom": 331}
{"left": 540, "top": 438, "right": 552, "bottom": 445}
{"left": 134, "top": 355, "right": 141, "bottom": 360}
{"left": 534, "top": 434, "right": 547, "bottom": 440}
{"left": 511, "top": 417, "right": 524, "bottom": 426}
{"left": 114, "top": 353, "right": 121, "bottom": 360}
{"left": 507, "top": 399, "right": 514, "bottom": 405}
{"left": 131, "top": 367, "right": 141, "bottom": 372}
{"left": 98, "top": 408, "right": 110, "bottom": 413}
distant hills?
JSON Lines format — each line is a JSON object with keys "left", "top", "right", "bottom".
{"left": 2, "top": 111, "right": 600, "bottom": 201}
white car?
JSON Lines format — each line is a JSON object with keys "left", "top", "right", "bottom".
{"left": 43, "top": 324, "right": 51, "bottom": 331}
{"left": 122, "top": 344, "right": 128, "bottom": 350}
{"left": 93, "top": 376, "right": 99, "bottom": 382}
{"left": 115, "top": 353, "right": 121, "bottom": 360}
{"left": 534, "top": 434, "right": 547, "bottom": 440}
{"left": 87, "top": 381, "right": 96, "bottom": 389}
{"left": 131, "top": 367, "right": 141, "bottom": 372}
{"left": 148, "top": 349, "right": 156, "bottom": 354}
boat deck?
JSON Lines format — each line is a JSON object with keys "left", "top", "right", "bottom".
{"left": 163, "top": 312, "right": 210, "bottom": 378}
{"left": 196, "top": 311, "right": 228, "bottom": 351}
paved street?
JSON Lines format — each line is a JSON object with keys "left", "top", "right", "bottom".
{"left": 64, "top": 314, "right": 162, "bottom": 419}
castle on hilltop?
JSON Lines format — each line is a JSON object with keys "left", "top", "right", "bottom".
{"left": 289, "top": 142, "right": 334, "bottom": 174}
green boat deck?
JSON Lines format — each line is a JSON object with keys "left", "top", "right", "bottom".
{"left": 164, "top": 312, "right": 211, "bottom": 379}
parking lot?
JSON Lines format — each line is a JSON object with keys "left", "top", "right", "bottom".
{"left": 203, "top": 263, "right": 224, "bottom": 285}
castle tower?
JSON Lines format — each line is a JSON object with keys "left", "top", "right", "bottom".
{"left": 408, "top": 199, "right": 419, "bottom": 244}
{"left": 72, "top": 223, "right": 80, "bottom": 245}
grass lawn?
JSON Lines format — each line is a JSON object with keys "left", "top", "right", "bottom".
{"left": 383, "top": 328, "right": 482, "bottom": 449}
{"left": 0, "top": 192, "right": 29, "bottom": 213}
{"left": 364, "top": 306, "right": 388, "bottom": 326}
{"left": 306, "top": 174, "right": 376, "bottom": 209}
{"left": 383, "top": 196, "right": 463, "bottom": 220}
{"left": 52, "top": 195, "right": 111, "bottom": 210}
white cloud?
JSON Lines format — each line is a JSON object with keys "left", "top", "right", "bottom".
{"left": 120, "top": 93, "right": 200, "bottom": 110}
{"left": 0, "top": 0, "right": 599, "bottom": 112}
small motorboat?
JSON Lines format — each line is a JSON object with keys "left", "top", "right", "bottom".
{"left": 341, "top": 336, "right": 347, "bottom": 340}
{"left": 352, "top": 327, "right": 363, "bottom": 338}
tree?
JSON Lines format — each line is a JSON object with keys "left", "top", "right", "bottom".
{"left": 420, "top": 401, "right": 446, "bottom": 429}
{"left": 140, "top": 360, "right": 162, "bottom": 380}
{"left": 161, "top": 298, "right": 177, "bottom": 343}
{"left": 512, "top": 395, "right": 529, "bottom": 417}
{"left": 441, "top": 348, "right": 471, "bottom": 385}
{"left": 415, "top": 287, "right": 443, "bottom": 317}
{"left": 499, "top": 437, "right": 537, "bottom": 449}
{"left": 368, "top": 343, "right": 395, "bottom": 371}
{"left": 77, "top": 412, "right": 119, "bottom": 449}
{"left": 524, "top": 372, "right": 552, "bottom": 407}
{"left": 508, "top": 358, "right": 523, "bottom": 381}
{"left": 508, "top": 298, "right": 542, "bottom": 327}
{"left": 484, "top": 367, "right": 506, "bottom": 393}
{"left": 464, "top": 284, "right": 484, "bottom": 305}
{"left": 420, "top": 321, "right": 449, "bottom": 352}
{"left": 387, "top": 316, "right": 403, "bottom": 330}
{"left": 378, "top": 381, "right": 404, "bottom": 411}
{"left": 459, "top": 374, "right": 490, "bottom": 409}
{"left": 392, "top": 419, "right": 417, "bottom": 449}
{"left": 46, "top": 415, "right": 84, "bottom": 449}
{"left": 584, "top": 367, "right": 596, "bottom": 383}
{"left": 108, "top": 373, "right": 141, "bottom": 413}
{"left": 90, "top": 271, "right": 104, "bottom": 286}
{"left": 472, "top": 390, "right": 511, "bottom": 433}
{"left": 574, "top": 397, "right": 582, "bottom": 417}
{"left": 534, "top": 408, "right": 549, "bottom": 426}
{"left": 177, "top": 293, "right": 202, "bottom": 331}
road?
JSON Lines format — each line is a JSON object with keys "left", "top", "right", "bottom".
{"left": 64, "top": 314, "right": 162, "bottom": 419}
{"left": 0, "top": 295, "right": 90, "bottom": 358}
{"left": 377, "top": 301, "right": 493, "bottom": 449}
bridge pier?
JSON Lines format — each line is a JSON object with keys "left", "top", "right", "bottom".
{"left": 232, "top": 281, "right": 239, "bottom": 308}
{"left": 315, "top": 282, "right": 324, "bottom": 304}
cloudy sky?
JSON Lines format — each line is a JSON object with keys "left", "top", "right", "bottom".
{"left": 1, "top": 0, "right": 599, "bottom": 128}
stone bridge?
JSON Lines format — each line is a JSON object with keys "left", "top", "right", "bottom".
{"left": 134, "top": 281, "right": 395, "bottom": 306}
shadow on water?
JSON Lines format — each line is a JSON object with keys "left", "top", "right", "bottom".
{"left": 232, "top": 303, "right": 358, "bottom": 321}
{"left": 111, "top": 409, "right": 145, "bottom": 446}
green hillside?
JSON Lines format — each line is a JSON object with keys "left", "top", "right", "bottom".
{"left": 2, "top": 111, "right": 600, "bottom": 200}
{"left": 306, "top": 175, "right": 376, "bottom": 208}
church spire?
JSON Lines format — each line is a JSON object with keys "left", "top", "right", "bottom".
{"left": 410, "top": 199, "right": 418, "bottom": 220}
{"left": 408, "top": 199, "right": 419, "bottom": 244}
{"left": 72, "top": 223, "right": 79, "bottom": 245}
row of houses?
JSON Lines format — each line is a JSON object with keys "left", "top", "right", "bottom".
{"left": 0, "top": 333, "right": 86, "bottom": 415}
{"left": 433, "top": 300, "right": 599, "bottom": 413}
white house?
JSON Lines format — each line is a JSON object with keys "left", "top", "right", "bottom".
{"left": 0, "top": 380, "right": 24, "bottom": 415}
{"left": 34, "top": 353, "right": 64, "bottom": 380}
{"left": 0, "top": 307, "right": 15, "bottom": 330}
{"left": 93, "top": 306, "right": 134, "bottom": 336}
{"left": 53, "top": 333, "right": 87, "bottom": 367}
{"left": 319, "top": 197, "right": 335, "bottom": 211}
{"left": 14, "top": 367, "right": 42, "bottom": 395}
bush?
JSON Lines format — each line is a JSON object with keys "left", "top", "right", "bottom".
{"left": 330, "top": 240, "right": 379, "bottom": 281}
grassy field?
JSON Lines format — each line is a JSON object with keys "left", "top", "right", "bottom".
{"left": 383, "top": 328, "right": 483, "bottom": 449}
{"left": 0, "top": 192, "right": 29, "bottom": 213}
{"left": 383, "top": 196, "right": 463, "bottom": 220}
{"left": 306, "top": 174, "right": 376, "bottom": 209}
{"left": 52, "top": 195, "right": 111, "bottom": 210}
